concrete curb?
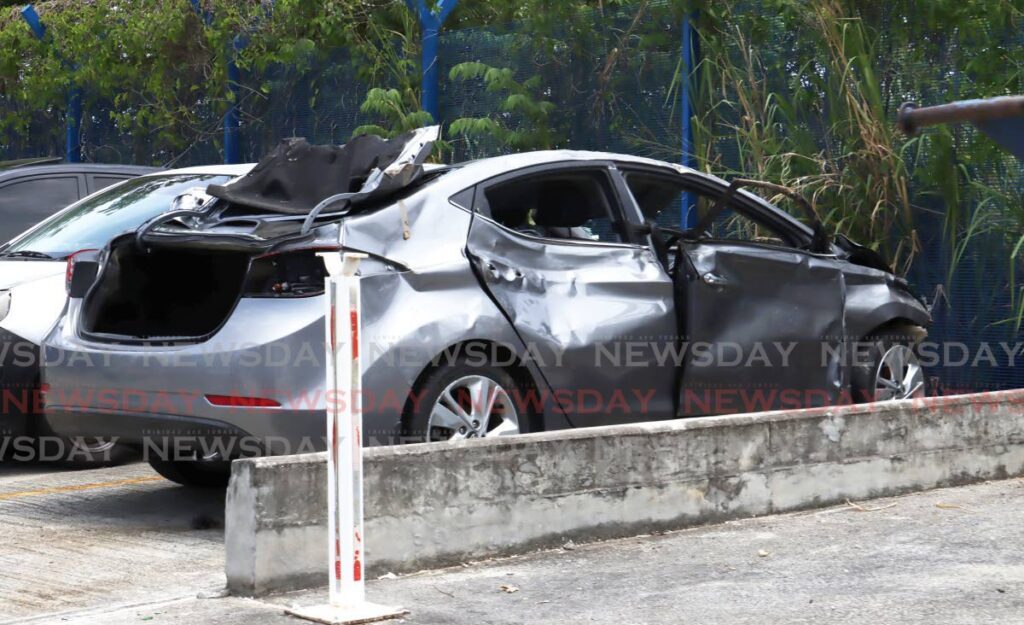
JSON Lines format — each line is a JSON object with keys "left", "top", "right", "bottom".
{"left": 225, "top": 390, "right": 1024, "bottom": 596}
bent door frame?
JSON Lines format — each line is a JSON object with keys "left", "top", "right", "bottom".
{"left": 613, "top": 166, "right": 849, "bottom": 415}
{"left": 463, "top": 160, "right": 680, "bottom": 426}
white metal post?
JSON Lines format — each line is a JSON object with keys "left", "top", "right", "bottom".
{"left": 288, "top": 252, "right": 407, "bottom": 625}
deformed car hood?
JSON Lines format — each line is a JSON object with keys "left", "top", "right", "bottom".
{"left": 0, "top": 260, "right": 65, "bottom": 290}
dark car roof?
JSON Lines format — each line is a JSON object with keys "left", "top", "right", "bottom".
{"left": 0, "top": 163, "right": 159, "bottom": 180}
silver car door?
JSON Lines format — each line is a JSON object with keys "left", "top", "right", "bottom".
{"left": 465, "top": 162, "right": 677, "bottom": 427}
{"left": 678, "top": 239, "right": 846, "bottom": 415}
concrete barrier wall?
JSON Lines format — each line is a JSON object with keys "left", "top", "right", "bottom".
{"left": 225, "top": 390, "right": 1024, "bottom": 596}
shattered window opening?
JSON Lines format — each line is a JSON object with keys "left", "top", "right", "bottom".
{"left": 479, "top": 170, "right": 627, "bottom": 244}
{"left": 624, "top": 172, "right": 792, "bottom": 247}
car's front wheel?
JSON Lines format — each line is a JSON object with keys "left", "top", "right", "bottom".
{"left": 404, "top": 356, "right": 533, "bottom": 443}
{"left": 851, "top": 327, "right": 927, "bottom": 403}
{"left": 148, "top": 457, "right": 231, "bottom": 488}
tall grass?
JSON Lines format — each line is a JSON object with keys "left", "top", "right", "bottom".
{"left": 688, "top": 1, "right": 917, "bottom": 271}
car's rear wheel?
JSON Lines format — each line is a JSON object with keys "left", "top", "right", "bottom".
{"left": 404, "top": 356, "right": 533, "bottom": 443}
{"left": 58, "top": 437, "right": 137, "bottom": 468}
{"left": 148, "top": 457, "right": 231, "bottom": 488}
{"left": 35, "top": 409, "right": 137, "bottom": 468}
{"left": 851, "top": 327, "right": 927, "bottom": 403}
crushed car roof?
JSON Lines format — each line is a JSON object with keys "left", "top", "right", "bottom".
{"left": 207, "top": 128, "right": 439, "bottom": 215}
{"left": 143, "top": 163, "right": 255, "bottom": 177}
{"left": 449, "top": 149, "right": 698, "bottom": 182}
{"left": 133, "top": 132, "right": 717, "bottom": 254}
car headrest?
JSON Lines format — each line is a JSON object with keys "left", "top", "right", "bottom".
{"left": 532, "top": 181, "right": 596, "bottom": 228}
{"left": 498, "top": 203, "right": 534, "bottom": 229}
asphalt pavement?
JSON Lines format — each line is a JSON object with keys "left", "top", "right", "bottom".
{"left": 1, "top": 459, "right": 1021, "bottom": 624}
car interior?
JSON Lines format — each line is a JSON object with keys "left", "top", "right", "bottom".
{"left": 613, "top": 170, "right": 809, "bottom": 279}
{"left": 623, "top": 172, "right": 791, "bottom": 246}
{"left": 480, "top": 171, "right": 626, "bottom": 243}
{"left": 81, "top": 239, "right": 251, "bottom": 341}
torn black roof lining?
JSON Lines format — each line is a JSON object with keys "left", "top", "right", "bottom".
{"left": 206, "top": 129, "right": 437, "bottom": 216}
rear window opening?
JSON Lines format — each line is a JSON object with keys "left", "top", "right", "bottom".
{"left": 480, "top": 171, "right": 626, "bottom": 243}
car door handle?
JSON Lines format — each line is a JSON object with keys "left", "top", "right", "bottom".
{"left": 702, "top": 272, "right": 729, "bottom": 286}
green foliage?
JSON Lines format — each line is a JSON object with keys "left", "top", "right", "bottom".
{"left": 692, "top": 1, "right": 919, "bottom": 267}
{"left": 0, "top": 0, "right": 417, "bottom": 163}
{"left": 353, "top": 87, "right": 433, "bottom": 138}
{"left": 1, "top": 0, "right": 1024, "bottom": 321}
{"left": 447, "top": 61, "right": 557, "bottom": 151}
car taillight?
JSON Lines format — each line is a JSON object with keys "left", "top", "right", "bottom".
{"left": 242, "top": 249, "right": 330, "bottom": 298}
{"left": 205, "top": 394, "right": 281, "bottom": 408}
{"left": 65, "top": 249, "right": 98, "bottom": 295}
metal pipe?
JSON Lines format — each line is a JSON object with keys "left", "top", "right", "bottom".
{"left": 20, "top": 5, "right": 45, "bottom": 39}
{"left": 898, "top": 97, "right": 1024, "bottom": 136}
{"left": 191, "top": 1, "right": 242, "bottom": 164}
{"left": 421, "top": 19, "right": 441, "bottom": 124}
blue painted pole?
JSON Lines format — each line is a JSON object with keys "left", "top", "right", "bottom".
{"left": 224, "top": 60, "right": 241, "bottom": 164}
{"left": 20, "top": 5, "right": 45, "bottom": 39}
{"left": 66, "top": 87, "right": 82, "bottom": 162}
{"left": 680, "top": 11, "right": 699, "bottom": 228}
{"left": 407, "top": 0, "right": 458, "bottom": 125}
{"left": 189, "top": 0, "right": 212, "bottom": 26}
{"left": 22, "top": 5, "right": 81, "bottom": 162}
{"left": 421, "top": 17, "right": 441, "bottom": 124}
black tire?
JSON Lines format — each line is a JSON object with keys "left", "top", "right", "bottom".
{"left": 404, "top": 355, "right": 536, "bottom": 443}
{"left": 27, "top": 375, "right": 137, "bottom": 468}
{"left": 148, "top": 457, "right": 231, "bottom": 488}
{"left": 850, "top": 327, "right": 927, "bottom": 404}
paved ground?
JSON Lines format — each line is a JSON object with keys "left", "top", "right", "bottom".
{"left": 0, "top": 460, "right": 225, "bottom": 624}
{"left": 1, "top": 459, "right": 1022, "bottom": 625}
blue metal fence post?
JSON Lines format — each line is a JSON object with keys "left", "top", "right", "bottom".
{"left": 21, "top": 4, "right": 82, "bottom": 162}
{"left": 20, "top": 5, "right": 45, "bottom": 38}
{"left": 680, "top": 10, "right": 700, "bottom": 228}
{"left": 66, "top": 87, "right": 82, "bottom": 162}
{"left": 406, "top": 0, "right": 458, "bottom": 124}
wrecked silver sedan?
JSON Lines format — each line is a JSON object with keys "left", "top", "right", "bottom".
{"left": 41, "top": 128, "right": 930, "bottom": 485}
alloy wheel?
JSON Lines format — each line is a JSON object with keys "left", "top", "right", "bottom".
{"left": 426, "top": 375, "right": 520, "bottom": 442}
{"left": 873, "top": 344, "right": 925, "bottom": 401}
